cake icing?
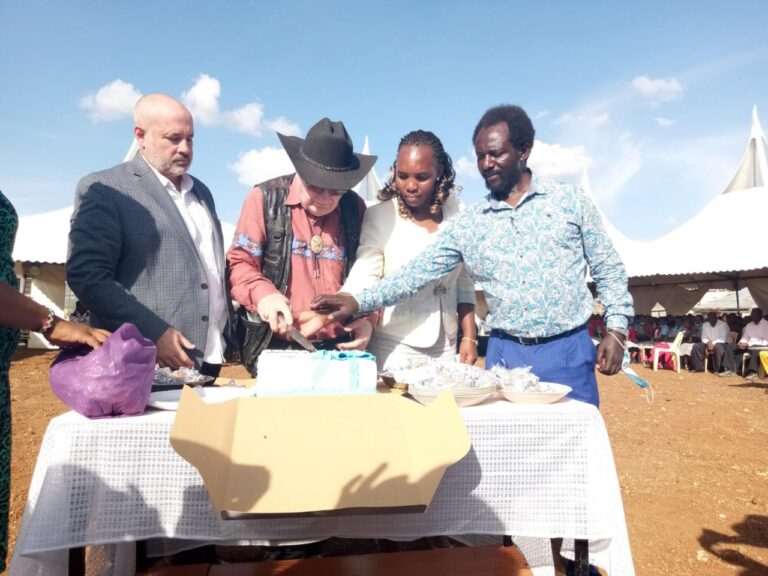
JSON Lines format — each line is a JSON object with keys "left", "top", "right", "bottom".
{"left": 256, "top": 350, "right": 378, "bottom": 396}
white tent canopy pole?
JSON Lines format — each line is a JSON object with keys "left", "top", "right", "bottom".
{"left": 123, "top": 139, "right": 139, "bottom": 162}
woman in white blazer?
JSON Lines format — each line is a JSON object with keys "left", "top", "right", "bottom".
{"left": 342, "top": 130, "right": 477, "bottom": 371}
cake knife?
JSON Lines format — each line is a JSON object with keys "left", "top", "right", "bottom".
{"left": 287, "top": 326, "right": 317, "bottom": 353}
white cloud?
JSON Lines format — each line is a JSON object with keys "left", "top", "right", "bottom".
{"left": 80, "top": 80, "right": 142, "bottom": 122}
{"left": 182, "top": 74, "right": 298, "bottom": 137}
{"left": 555, "top": 112, "right": 610, "bottom": 127}
{"left": 529, "top": 140, "right": 592, "bottom": 179}
{"left": 266, "top": 116, "right": 301, "bottom": 136}
{"left": 223, "top": 102, "right": 264, "bottom": 134}
{"left": 78, "top": 75, "right": 297, "bottom": 136}
{"left": 631, "top": 75, "right": 684, "bottom": 103}
{"left": 654, "top": 116, "right": 676, "bottom": 127}
{"left": 591, "top": 132, "right": 644, "bottom": 201}
{"left": 454, "top": 154, "right": 479, "bottom": 179}
{"left": 532, "top": 110, "right": 550, "bottom": 120}
{"left": 230, "top": 146, "right": 294, "bottom": 186}
{"left": 181, "top": 73, "right": 221, "bottom": 124}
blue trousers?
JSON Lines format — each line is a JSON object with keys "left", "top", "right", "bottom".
{"left": 485, "top": 327, "right": 599, "bottom": 407}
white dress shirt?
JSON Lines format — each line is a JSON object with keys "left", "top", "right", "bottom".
{"left": 740, "top": 318, "right": 768, "bottom": 346}
{"left": 701, "top": 319, "right": 730, "bottom": 344}
{"left": 147, "top": 162, "right": 227, "bottom": 363}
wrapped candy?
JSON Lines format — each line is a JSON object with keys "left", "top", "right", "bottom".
{"left": 490, "top": 365, "right": 556, "bottom": 393}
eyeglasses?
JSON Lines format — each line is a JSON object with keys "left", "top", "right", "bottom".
{"left": 307, "top": 186, "right": 345, "bottom": 197}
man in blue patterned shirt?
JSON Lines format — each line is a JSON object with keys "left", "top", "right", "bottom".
{"left": 313, "top": 104, "right": 633, "bottom": 407}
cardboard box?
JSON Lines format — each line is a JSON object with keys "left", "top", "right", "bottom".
{"left": 170, "top": 387, "right": 470, "bottom": 518}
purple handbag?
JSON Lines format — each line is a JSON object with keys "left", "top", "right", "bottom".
{"left": 49, "top": 323, "right": 157, "bottom": 418}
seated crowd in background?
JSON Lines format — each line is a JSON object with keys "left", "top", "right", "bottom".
{"left": 620, "top": 308, "right": 768, "bottom": 377}
{"left": 627, "top": 314, "right": 698, "bottom": 344}
{"left": 721, "top": 307, "right": 768, "bottom": 379}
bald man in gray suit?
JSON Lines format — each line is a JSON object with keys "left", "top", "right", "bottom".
{"left": 67, "top": 94, "right": 235, "bottom": 375}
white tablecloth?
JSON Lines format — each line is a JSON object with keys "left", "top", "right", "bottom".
{"left": 10, "top": 398, "right": 634, "bottom": 576}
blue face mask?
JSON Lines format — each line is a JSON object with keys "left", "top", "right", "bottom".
{"left": 620, "top": 349, "right": 654, "bottom": 403}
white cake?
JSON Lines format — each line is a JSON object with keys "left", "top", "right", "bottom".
{"left": 256, "top": 350, "right": 378, "bottom": 396}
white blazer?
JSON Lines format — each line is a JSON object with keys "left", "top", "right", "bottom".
{"left": 342, "top": 196, "right": 475, "bottom": 348}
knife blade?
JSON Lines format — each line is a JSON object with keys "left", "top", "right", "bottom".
{"left": 288, "top": 326, "right": 317, "bottom": 352}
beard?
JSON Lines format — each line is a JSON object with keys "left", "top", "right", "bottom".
{"left": 483, "top": 171, "right": 520, "bottom": 201}
{"left": 143, "top": 150, "right": 190, "bottom": 179}
{"left": 164, "top": 162, "right": 189, "bottom": 177}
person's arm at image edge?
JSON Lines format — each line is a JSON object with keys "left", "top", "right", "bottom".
{"left": 0, "top": 280, "right": 110, "bottom": 348}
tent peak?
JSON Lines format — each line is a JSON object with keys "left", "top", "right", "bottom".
{"left": 352, "top": 135, "right": 382, "bottom": 202}
{"left": 721, "top": 106, "right": 768, "bottom": 195}
{"left": 751, "top": 105, "right": 765, "bottom": 140}
{"left": 123, "top": 139, "right": 139, "bottom": 162}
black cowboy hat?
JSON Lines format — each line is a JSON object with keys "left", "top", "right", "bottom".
{"left": 278, "top": 118, "right": 377, "bottom": 191}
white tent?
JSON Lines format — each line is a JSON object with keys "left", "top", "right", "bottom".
{"left": 12, "top": 207, "right": 74, "bottom": 348}
{"left": 624, "top": 106, "right": 768, "bottom": 314}
{"left": 12, "top": 205, "right": 73, "bottom": 265}
{"left": 690, "top": 287, "right": 756, "bottom": 315}
{"left": 352, "top": 136, "right": 383, "bottom": 204}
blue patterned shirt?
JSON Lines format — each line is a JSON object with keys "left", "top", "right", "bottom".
{"left": 353, "top": 175, "right": 633, "bottom": 337}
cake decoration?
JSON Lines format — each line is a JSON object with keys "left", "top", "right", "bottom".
{"left": 257, "top": 349, "right": 377, "bottom": 396}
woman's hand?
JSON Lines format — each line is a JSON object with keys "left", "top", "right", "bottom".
{"left": 459, "top": 338, "right": 479, "bottom": 366}
{"left": 46, "top": 320, "right": 111, "bottom": 350}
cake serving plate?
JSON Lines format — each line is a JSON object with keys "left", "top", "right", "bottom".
{"left": 148, "top": 386, "right": 254, "bottom": 411}
{"left": 498, "top": 383, "right": 571, "bottom": 404}
{"left": 408, "top": 384, "right": 498, "bottom": 407}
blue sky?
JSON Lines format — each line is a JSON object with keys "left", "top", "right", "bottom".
{"left": 1, "top": 0, "right": 767, "bottom": 241}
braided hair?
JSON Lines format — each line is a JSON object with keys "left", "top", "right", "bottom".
{"left": 378, "top": 130, "right": 459, "bottom": 219}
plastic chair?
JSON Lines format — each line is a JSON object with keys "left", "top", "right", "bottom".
{"left": 653, "top": 331, "right": 684, "bottom": 373}
{"left": 741, "top": 351, "right": 752, "bottom": 376}
{"left": 704, "top": 332, "right": 738, "bottom": 373}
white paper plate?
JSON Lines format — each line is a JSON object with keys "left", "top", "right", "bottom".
{"left": 409, "top": 384, "right": 498, "bottom": 396}
{"left": 499, "top": 383, "right": 572, "bottom": 404}
{"left": 148, "top": 386, "right": 255, "bottom": 411}
{"left": 408, "top": 388, "right": 497, "bottom": 407}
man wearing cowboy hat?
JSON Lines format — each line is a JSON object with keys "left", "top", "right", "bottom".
{"left": 227, "top": 118, "right": 377, "bottom": 375}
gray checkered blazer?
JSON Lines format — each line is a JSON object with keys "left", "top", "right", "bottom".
{"left": 66, "top": 155, "right": 235, "bottom": 366}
